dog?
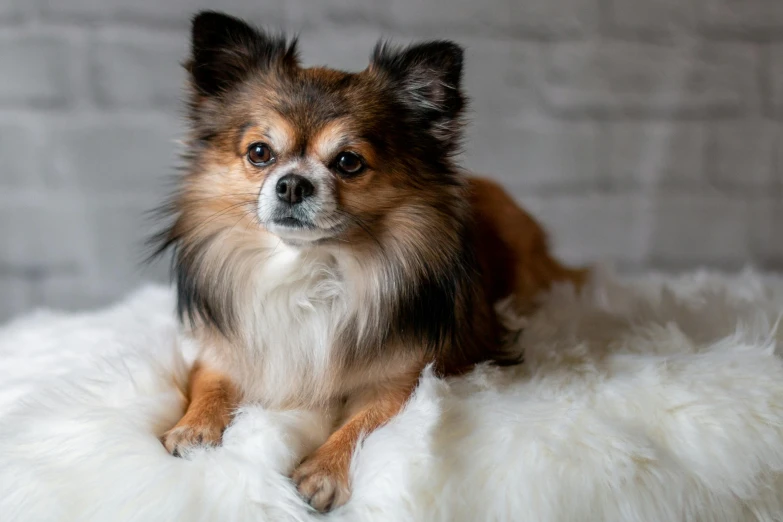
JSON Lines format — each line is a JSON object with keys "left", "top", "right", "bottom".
{"left": 151, "top": 10, "right": 586, "bottom": 512}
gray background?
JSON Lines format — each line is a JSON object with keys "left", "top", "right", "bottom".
{"left": 1, "top": 0, "right": 782, "bottom": 322}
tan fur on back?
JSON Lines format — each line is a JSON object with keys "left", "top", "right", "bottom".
{"left": 469, "top": 177, "right": 588, "bottom": 315}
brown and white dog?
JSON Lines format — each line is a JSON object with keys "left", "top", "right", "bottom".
{"left": 152, "top": 11, "right": 586, "bottom": 512}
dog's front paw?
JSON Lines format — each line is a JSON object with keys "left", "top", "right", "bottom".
{"left": 292, "top": 451, "right": 351, "bottom": 512}
{"left": 161, "top": 422, "right": 223, "bottom": 457}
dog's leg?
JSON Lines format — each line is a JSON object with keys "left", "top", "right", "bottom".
{"left": 292, "top": 368, "right": 421, "bottom": 512}
{"left": 161, "top": 361, "right": 238, "bottom": 456}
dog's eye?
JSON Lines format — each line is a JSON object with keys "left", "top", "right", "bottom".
{"left": 335, "top": 152, "right": 365, "bottom": 176}
{"left": 247, "top": 142, "right": 274, "bottom": 166}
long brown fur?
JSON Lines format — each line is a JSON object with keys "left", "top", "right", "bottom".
{"left": 469, "top": 177, "right": 588, "bottom": 315}
{"left": 153, "top": 10, "right": 587, "bottom": 512}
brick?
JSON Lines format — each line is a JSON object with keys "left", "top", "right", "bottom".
{"left": 607, "top": 0, "right": 697, "bottom": 34}
{"left": 602, "top": 123, "right": 705, "bottom": 189}
{"left": 464, "top": 39, "right": 542, "bottom": 123}
{"left": 297, "top": 27, "right": 389, "bottom": 72}
{"left": 285, "top": 0, "right": 391, "bottom": 30}
{"left": 461, "top": 117, "right": 600, "bottom": 191}
{"left": 0, "top": 202, "right": 93, "bottom": 271}
{"left": 0, "top": 278, "right": 30, "bottom": 323}
{"left": 768, "top": 44, "right": 783, "bottom": 116}
{"left": 41, "top": 0, "right": 286, "bottom": 26}
{"left": 647, "top": 194, "right": 749, "bottom": 267}
{"left": 704, "top": 121, "right": 779, "bottom": 190}
{"left": 0, "top": 0, "right": 30, "bottom": 22}
{"left": 386, "top": 0, "right": 596, "bottom": 37}
{"left": 386, "top": 0, "right": 508, "bottom": 35}
{"left": 0, "top": 34, "right": 71, "bottom": 108}
{"left": 87, "top": 201, "right": 171, "bottom": 284}
{"left": 775, "top": 130, "right": 783, "bottom": 188}
{"left": 32, "top": 274, "right": 115, "bottom": 315}
{"left": 748, "top": 197, "right": 783, "bottom": 264}
{"left": 516, "top": 193, "right": 649, "bottom": 266}
{"left": 0, "top": 198, "right": 170, "bottom": 318}
{"left": 0, "top": 197, "right": 169, "bottom": 318}
{"left": 33, "top": 272, "right": 147, "bottom": 315}
{"left": 90, "top": 29, "right": 187, "bottom": 109}
{"left": 0, "top": 123, "right": 42, "bottom": 189}
{"left": 47, "top": 117, "right": 183, "bottom": 193}
{"left": 702, "top": 0, "right": 783, "bottom": 38}
{"left": 540, "top": 41, "right": 756, "bottom": 117}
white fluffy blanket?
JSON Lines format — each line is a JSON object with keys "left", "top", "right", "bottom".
{"left": 2, "top": 269, "right": 783, "bottom": 522}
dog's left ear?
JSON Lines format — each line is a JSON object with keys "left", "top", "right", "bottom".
{"left": 370, "top": 41, "right": 466, "bottom": 150}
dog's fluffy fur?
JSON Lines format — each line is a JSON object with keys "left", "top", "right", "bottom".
{"left": 151, "top": 10, "right": 584, "bottom": 511}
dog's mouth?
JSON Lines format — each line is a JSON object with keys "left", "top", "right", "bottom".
{"left": 272, "top": 216, "right": 315, "bottom": 229}
{"left": 267, "top": 214, "right": 346, "bottom": 246}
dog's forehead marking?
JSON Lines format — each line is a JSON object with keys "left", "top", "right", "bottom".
{"left": 309, "top": 119, "right": 352, "bottom": 160}
{"left": 262, "top": 112, "right": 296, "bottom": 153}
{"left": 247, "top": 71, "right": 372, "bottom": 158}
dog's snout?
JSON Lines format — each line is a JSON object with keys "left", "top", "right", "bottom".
{"left": 276, "top": 174, "right": 315, "bottom": 205}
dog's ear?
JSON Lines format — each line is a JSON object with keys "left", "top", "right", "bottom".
{"left": 187, "top": 10, "right": 298, "bottom": 97}
{"left": 370, "top": 40, "right": 465, "bottom": 151}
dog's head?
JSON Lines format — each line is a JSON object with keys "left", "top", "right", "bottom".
{"left": 175, "top": 10, "right": 467, "bottom": 248}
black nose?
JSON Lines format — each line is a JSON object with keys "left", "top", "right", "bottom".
{"left": 275, "top": 174, "right": 315, "bottom": 205}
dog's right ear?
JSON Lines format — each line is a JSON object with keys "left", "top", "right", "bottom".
{"left": 187, "top": 10, "right": 298, "bottom": 97}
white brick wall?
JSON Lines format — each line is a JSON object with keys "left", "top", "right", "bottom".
{"left": 767, "top": 44, "right": 783, "bottom": 115}
{"left": 90, "top": 29, "right": 187, "bottom": 109}
{"left": 601, "top": 123, "right": 705, "bottom": 189}
{"left": 0, "top": 0, "right": 782, "bottom": 321}
{"left": 541, "top": 41, "right": 757, "bottom": 117}
{"left": 0, "top": 33, "right": 73, "bottom": 108}
{"left": 703, "top": 0, "right": 783, "bottom": 36}
{"left": 0, "top": 0, "right": 30, "bottom": 24}
{"left": 48, "top": 116, "right": 181, "bottom": 192}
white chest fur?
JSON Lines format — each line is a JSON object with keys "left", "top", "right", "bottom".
{"left": 200, "top": 244, "right": 352, "bottom": 409}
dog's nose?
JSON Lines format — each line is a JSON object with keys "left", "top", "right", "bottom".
{"left": 276, "top": 174, "right": 315, "bottom": 205}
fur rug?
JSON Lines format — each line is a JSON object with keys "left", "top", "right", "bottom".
{"left": 2, "top": 268, "right": 783, "bottom": 522}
